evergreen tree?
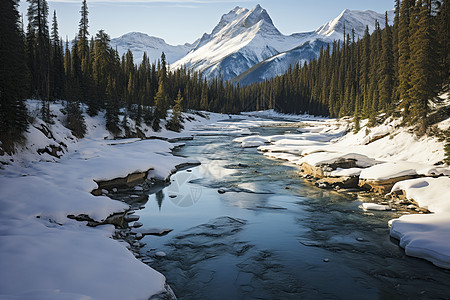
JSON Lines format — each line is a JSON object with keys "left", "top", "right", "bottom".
{"left": 50, "top": 10, "right": 64, "bottom": 99}
{"left": 444, "top": 129, "right": 450, "bottom": 165}
{"left": 105, "top": 77, "right": 121, "bottom": 136}
{"left": 0, "top": 0, "right": 30, "bottom": 153}
{"left": 408, "top": 0, "right": 440, "bottom": 133}
{"left": 65, "top": 100, "right": 86, "bottom": 138}
{"left": 167, "top": 89, "right": 184, "bottom": 132}
{"left": 380, "top": 12, "right": 394, "bottom": 112}
{"left": 78, "top": 0, "right": 89, "bottom": 57}
{"left": 200, "top": 80, "right": 209, "bottom": 110}
{"left": 435, "top": 0, "right": 449, "bottom": 86}
{"left": 77, "top": 0, "right": 94, "bottom": 114}
{"left": 153, "top": 78, "right": 167, "bottom": 131}
{"left": 398, "top": 0, "right": 414, "bottom": 118}
{"left": 92, "top": 30, "right": 114, "bottom": 112}
{"left": 26, "top": 0, "right": 52, "bottom": 123}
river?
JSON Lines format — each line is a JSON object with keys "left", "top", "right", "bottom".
{"left": 122, "top": 118, "right": 450, "bottom": 299}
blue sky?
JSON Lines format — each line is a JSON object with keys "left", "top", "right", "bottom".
{"left": 19, "top": 0, "right": 395, "bottom": 45}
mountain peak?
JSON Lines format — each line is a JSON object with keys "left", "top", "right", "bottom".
{"left": 243, "top": 4, "right": 274, "bottom": 28}
{"left": 315, "top": 9, "right": 393, "bottom": 39}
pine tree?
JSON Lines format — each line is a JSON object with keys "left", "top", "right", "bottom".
{"left": 444, "top": 129, "right": 450, "bottom": 165}
{"left": 200, "top": 80, "right": 209, "bottom": 110}
{"left": 65, "top": 100, "right": 86, "bottom": 138}
{"left": 50, "top": 10, "right": 64, "bottom": 99}
{"left": 167, "top": 89, "right": 184, "bottom": 132}
{"left": 78, "top": 0, "right": 89, "bottom": 57}
{"left": 153, "top": 78, "right": 167, "bottom": 131}
{"left": 0, "top": 0, "right": 30, "bottom": 153}
{"left": 380, "top": 12, "right": 394, "bottom": 112}
{"left": 408, "top": 0, "right": 440, "bottom": 133}
{"left": 26, "top": 0, "right": 52, "bottom": 123}
{"left": 105, "top": 77, "right": 121, "bottom": 136}
{"left": 77, "top": 0, "right": 95, "bottom": 115}
{"left": 435, "top": 0, "right": 449, "bottom": 86}
{"left": 398, "top": 0, "right": 414, "bottom": 118}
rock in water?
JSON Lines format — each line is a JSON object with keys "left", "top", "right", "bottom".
{"left": 155, "top": 251, "right": 166, "bottom": 257}
{"left": 124, "top": 214, "right": 140, "bottom": 222}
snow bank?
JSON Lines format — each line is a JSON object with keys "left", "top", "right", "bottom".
{"left": 361, "top": 203, "right": 390, "bottom": 211}
{"left": 254, "top": 110, "right": 450, "bottom": 269}
{"left": 390, "top": 213, "right": 450, "bottom": 269}
{"left": 300, "top": 152, "right": 377, "bottom": 168}
{"left": 0, "top": 101, "right": 221, "bottom": 299}
{"left": 0, "top": 224, "right": 166, "bottom": 300}
{"left": 233, "top": 135, "right": 270, "bottom": 147}
{"left": 359, "top": 161, "right": 421, "bottom": 181}
{"left": 387, "top": 178, "right": 450, "bottom": 268}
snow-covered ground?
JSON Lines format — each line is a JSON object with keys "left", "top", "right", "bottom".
{"left": 1, "top": 102, "right": 449, "bottom": 299}
{"left": 0, "top": 101, "right": 227, "bottom": 300}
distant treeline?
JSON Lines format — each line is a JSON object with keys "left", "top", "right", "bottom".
{"left": 1, "top": 0, "right": 449, "bottom": 159}
{"left": 250, "top": 0, "right": 449, "bottom": 134}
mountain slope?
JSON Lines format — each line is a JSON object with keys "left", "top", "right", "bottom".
{"left": 234, "top": 9, "right": 394, "bottom": 84}
{"left": 111, "top": 32, "right": 193, "bottom": 65}
{"left": 170, "top": 5, "right": 309, "bottom": 81}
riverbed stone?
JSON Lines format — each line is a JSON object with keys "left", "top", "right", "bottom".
{"left": 301, "top": 162, "right": 326, "bottom": 178}
{"left": 124, "top": 214, "right": 140, "bottom": 222}
{"left": 317, "top": 176, "right": 359, "bottom": 189}
{"left": 358, "top": 175, "right": 417, "bottom": 194}
{"left": 93, "top": 171, "right": 150, "bottom": 193}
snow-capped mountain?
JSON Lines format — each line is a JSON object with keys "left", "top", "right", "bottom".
{"left": 234, "top": 9, "right": 394, "bottom": 84}
{"left": 233, "top": 39, "right": 329, "bottom": 85}
{"left": 112, "top": 6, "right": 393, "bottom": 84}
{"left": 110, "top": 32, "right": 193, "bottom": 65}
{"left": 170, "top": 5, "right": 309, "bottom": 81}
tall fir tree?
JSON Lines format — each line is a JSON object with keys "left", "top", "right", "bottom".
{"left": 153, "top": 77, "right": 167, "bottom": 131}
{"left": 398, "top": 0, "right": 414, "bottom": 119}
{"left": 380, "top": 12, "right": 394, "bottom": 112}
{"left": 26, "top": 0, "right": 52, "bottom": 123}
{"left": 78, "top": 0, "right": 89, "bottom": 57}
{"left": 408, "top": 0, "right": 440, "bottom": 133}
{"left": 166, "top": 89, "right": 184, "bottom": 132}
{"left": 50, "top": 10, "right": 64, "bottom": 100}
{"left": 0, "top": 0, "right": 30, "bottom": 153}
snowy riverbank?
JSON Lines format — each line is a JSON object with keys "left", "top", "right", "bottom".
{"left": 0, "top": 101, "right": 227, "bottom": 299}
{"left": 240, "top": 110, "right": 450, "bottom": 269}
{"left": 1, "top": 102, "right": 449, "bottom": 299}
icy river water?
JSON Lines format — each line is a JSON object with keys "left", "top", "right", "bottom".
{"left": 130, "top": 120, "right": 449, "bottom": 299}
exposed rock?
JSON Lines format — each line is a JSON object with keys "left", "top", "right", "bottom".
{"left": 131, "top": 227, "right": 173, "bottom": 236}
{"left": 386, "top": 189, "right": 409, "bottom": 201}
{"left": 67, "top": 211, "right": 128, "bottom": 228}
{"left": 124, "top": 214, "right": 140, "bottom": 222}
{"left": 37, "top": 145, "right": 64, "bottom": 158}
{"left": 155, "top": 251, "right": 167, "bottom": 257}
{"left": 92, "top": 171, "right": 149, "bottom": 194}
{"left": 358, "top": 175, "right": 417, "bottom": 194}
{"left": 132, "top": 221, "right": 143, "bottom": 228}
{"left": 364, "top": 133, "right": 390, "bottom": 145}
{"left": 317, "top": 176, "right": 359, "bottom": 189}
{"left": 300, "top": 162, "right": 326, "bottom": 179}
{"left": 325, "top": 158, "right": 358, "bottom": 170}
{"left": 386, "top": 189, "right": 430, "bottom": 213}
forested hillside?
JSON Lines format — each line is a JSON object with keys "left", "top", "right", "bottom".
{"left": 0, "top": 0, "right": 449, "bottom": 158}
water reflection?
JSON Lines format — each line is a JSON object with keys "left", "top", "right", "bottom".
{"left": 121, "top": 124, "right": 450, "bottom": 300}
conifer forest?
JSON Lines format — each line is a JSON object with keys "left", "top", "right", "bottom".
{"left": 1, "top": 0, "right": 449, "bottom": 154}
